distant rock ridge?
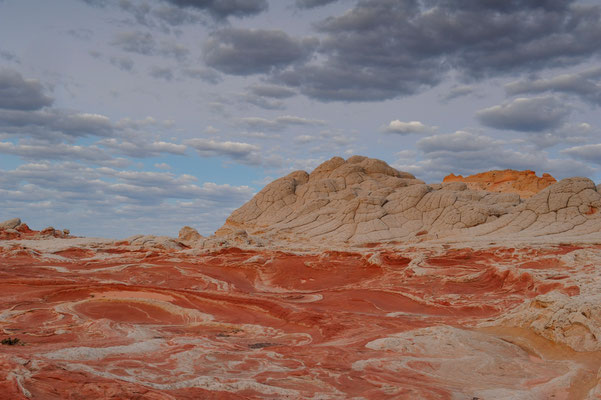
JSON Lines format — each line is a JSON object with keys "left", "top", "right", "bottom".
{"left": 0, "top": 217, "right": 71, "bottom": 240}
{"left": 443, "top": 169, "right": 556, "bottom": 198}
{"left": 217, "top": 155, "right": 601, "bottom": 244}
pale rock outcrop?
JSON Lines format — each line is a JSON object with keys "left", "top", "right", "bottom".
{"left": 218, "top": 156, "right": 601, "bottom": 244}
{"left": 0, "top": 218, "right": 21, "bottom": 230}
{"left": 178, "top": 226, "right": 203, "bottom": 244}
{"left": 126, "top": 235, "right": 183, "bottom": 250}
{"left": 443, "top": 169, "right": 556, "bottom": 198}
{"left": 492, "top": 292, "right": 601, "bottom": 352}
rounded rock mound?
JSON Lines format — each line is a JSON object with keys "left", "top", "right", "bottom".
{"left": 217, "top": 156, "right": 601, "bottom": 244}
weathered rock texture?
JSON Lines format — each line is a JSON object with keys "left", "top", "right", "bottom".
{"left": 218, "top": 156, "right": 601, "bottom": 244}
{"left": 444, "top": 169, "right": 556, "bottom": 198}
{"left": 2, "top": 157, "right": 601, "bottom": 399}
{"left": 0, "top": 218, "right": 71, "bottom": 240}
{"left": 1, "top": 237, "right": 601, "bottom": 399}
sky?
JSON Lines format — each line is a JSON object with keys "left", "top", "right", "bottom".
{"left": 1, "top": 0, "right": 600, "bottom": 238}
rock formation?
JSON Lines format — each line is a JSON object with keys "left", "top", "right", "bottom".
{"left": 2, "top": 231, "right": 601, "bottom": 398}
{"left": 218, "top": 156, "right": 601, "bottom": 244}
{"left": 178, "top": 226, "right": 203, "bottom": 244}
{"left": 2, "top": 156, "right": 601, "bottom": 399}
{"left": 0, "top": 217, "right": 71, "bottom": 240}
{"left": 443, "top": 169, "right": 556, "bottom": 198}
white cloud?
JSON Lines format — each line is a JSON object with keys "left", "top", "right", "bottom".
{"left": 384, "top": 120, "right": 434, "bottom": 134}
{"left": 562, "top": 143, "right": 601, "bottom": 165}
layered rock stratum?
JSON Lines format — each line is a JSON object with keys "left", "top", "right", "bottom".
{"left": 1, "top": 156, "right": 601, "bottom": 399}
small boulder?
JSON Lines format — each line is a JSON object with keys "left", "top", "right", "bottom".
{"left": 178, "top": 226, "right": 202, "bottom": 243}
{"left": 0, "top": 218, "right": 21, "bottom": 230}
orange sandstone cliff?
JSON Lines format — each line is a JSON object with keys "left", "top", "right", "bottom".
{"left": 443, "top": 169, "right": 556, "bottom": 198}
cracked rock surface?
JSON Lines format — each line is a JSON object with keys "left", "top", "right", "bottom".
{"left": 218, "top": 156, "right": 601, "bottom": 244}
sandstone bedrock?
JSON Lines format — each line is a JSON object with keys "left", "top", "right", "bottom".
{"left": 218, "top": 155, "right": 601, "bottom": 245}
{"left": 1, "top": 155, "right": 601, "bottom": 399}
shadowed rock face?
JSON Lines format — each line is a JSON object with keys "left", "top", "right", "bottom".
{"left": 218, "top": 156, "right": 601, "bottom": 244}
{"left": 444, "top": 169, "right": 557, "bottom": 198}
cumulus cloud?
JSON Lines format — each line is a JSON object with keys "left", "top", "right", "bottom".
{"left": 277, "top": 0, "right": 601, "bottom": 101}
{"left": 239, "top": 84, "right": 297, "bottom": 109}
{"left": 247, "top": 84, "right": 296, "bottom": 99}
{"left": 417, "top": 131, "right": 498, "bottom": 153}
{"left": 384, "top": 120, "right": 434, "bottom": 134}
{"left": 203, "top": 28, "right": 317, "bottom": 75}
{"left": 0, "top": 50, "right": 19, "bottom": 63}
{"left": 295, "top": 0, "right": 339, "bottom": 8}
{"left": 0, "top": 109, "right": 114, "bottom": 140}
{"left": 111, "top": 31, "right": 189, "bottom": 62}
{"left": 505, "top": 67, "right": 601, "bottom": 106}
{"left": 0, "top": 141, "right": 119, "bottom": 164}
{"left": 0, "top": 69, "right": 53, "bottom": 110}
{"left": 111, "top": 31, "right": 156, "bottom": 55}
{"left": 149, "top": 66, "right": 174, "bottom": 80}
{"left": 394, "top": 130, "right": 594, "bottom": 182}
{"left": 0, "top": 160, "right": 255, "bottom": 236}
{"left": 109, "top": 56, "right": 134, "bottom": 71}
{"left": 181, "top": 67, "right": 222, "bottom": 84}
{"left": 186, "top": 137, "right": 266, "bottom": 165}
{"left": 439, "top": 85, "right": 477, "bottom": 102}
{"left": 163, "top": 0, "right": 268, "bottom": 20}
{"left": 238, "top": 115, "right": 326, "bottom": 131}
{"left": 562, "top": 143, "right": 601, "bottom": 165}
{"left": 476, "top": 96, "right": 570, "bottom": 132}
{"left": 99, "top": 138, "right": 187, "bottom": 157}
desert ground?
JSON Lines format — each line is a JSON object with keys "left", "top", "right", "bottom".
{"left": 2, "top": 156, "right": 601, "bottom": 399}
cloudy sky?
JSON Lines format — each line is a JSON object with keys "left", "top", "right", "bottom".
{"left": 1, "top": 0, "right": 600, "bottom": 237}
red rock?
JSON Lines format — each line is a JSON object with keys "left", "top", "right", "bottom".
{"left": 1, "top": 236, "right": 600, "bottom": 399}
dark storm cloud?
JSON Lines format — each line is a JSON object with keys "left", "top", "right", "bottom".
{"left": 164, "top": 0, "right": 268, "bottom": 19}
{"left": 295, "top": 0, "right": 339, "bottom": 9}
{"left": 277, "top": 0, "right": 601, "bottom": 101}
{"left": 203, "top": 28, "right": 318, "bottom": 75}
{"left": 505, "top": 67, "right": 601, "bottom": 106}
{"left": 476, "top": 96, "right": 570, "bottom": 132}
{"left": 0, "top": 69, "right": 53, "bottom": 111}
